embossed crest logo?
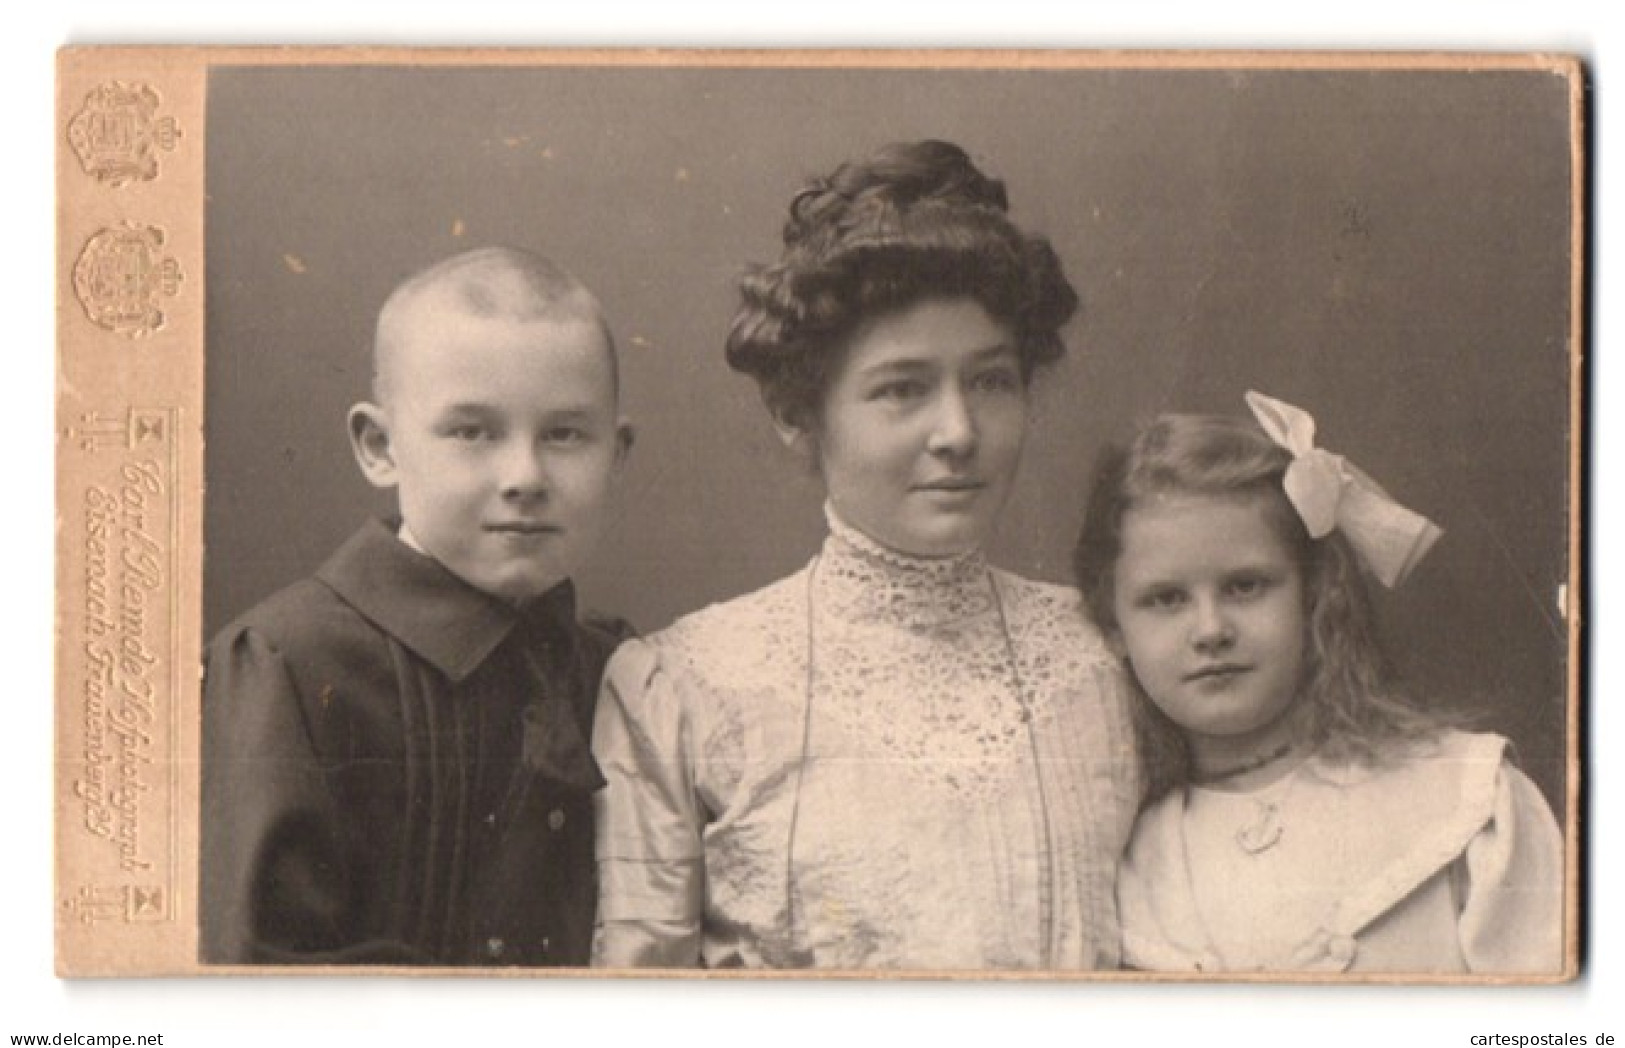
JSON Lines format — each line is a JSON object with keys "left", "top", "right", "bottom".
{"left": 67, "top": 82, "right": 181, "bottom": 187}
{"left": 72, "top": 224, "right": 184, "bottom": 339}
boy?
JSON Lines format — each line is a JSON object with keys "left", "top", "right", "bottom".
{"left": 201, "top": 246, "right": 634, "bottom": 966}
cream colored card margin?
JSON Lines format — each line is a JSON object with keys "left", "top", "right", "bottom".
{"left": 53, "top": 46, "right": 1586, "bottom": 982}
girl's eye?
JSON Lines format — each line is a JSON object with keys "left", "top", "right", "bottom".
{"left": 1141, "top": 588, "right": 1187, "bottom": 612}
{"left": 1226, "top": 575, "right": 1271, "bottom": 600}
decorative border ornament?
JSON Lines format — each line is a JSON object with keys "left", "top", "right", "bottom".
{"left": 71, "top": 224, "right": 184, "bottom": 339}
{"left": 67, "top": 82, "right": 181, "bottom": 187}
{"left": 61, "top": 884, "right": 170, "bottom": 926}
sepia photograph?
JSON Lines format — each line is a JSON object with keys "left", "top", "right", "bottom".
{"left": 54, "top": 50, "right": 1582, "bottom": 986}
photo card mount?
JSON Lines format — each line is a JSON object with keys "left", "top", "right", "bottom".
{"left": 55, "top": 47, "right": 1585, "bottom": 981}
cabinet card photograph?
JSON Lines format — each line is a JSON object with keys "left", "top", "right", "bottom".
{"left": 55, "top": 49, "right": 1583, "bottom": 980}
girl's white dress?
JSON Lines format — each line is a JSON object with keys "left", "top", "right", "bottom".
{"left": 591, "top": 512, "right": 1141, "bottom": 970}
{"left": 1118, "top": 730, "right": 1565, "bottom": 973}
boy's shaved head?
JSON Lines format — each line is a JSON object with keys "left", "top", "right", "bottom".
{"left": 373, "top": 246, "right": 616, "bottom": 402}
{"left": 349, "top": 244, "right": 633, "bottom": 606}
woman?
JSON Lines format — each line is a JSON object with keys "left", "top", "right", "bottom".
{"left": 592, "top": 140, "right": 1140, "bottom": 970}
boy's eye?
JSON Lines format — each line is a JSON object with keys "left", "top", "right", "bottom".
{"left": 545, "top": 426, "right": 588, "bottom": 446}
{"left": 446, "top": 424, "right": 488, "bottom": 442}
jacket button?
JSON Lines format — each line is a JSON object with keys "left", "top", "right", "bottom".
{"left": 548, "top": 808, "right": 566, "bottom": 831}
{"left": 486, "top": 937, "right": 505, "bottom": 958}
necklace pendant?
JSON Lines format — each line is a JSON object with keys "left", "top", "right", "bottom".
{"left": 1235, "top": 800, "right": 1284, "bottom": 855}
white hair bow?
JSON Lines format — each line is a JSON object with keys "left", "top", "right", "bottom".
{"left": 1245, "top": 390, "right": 1443, "bottom": 588}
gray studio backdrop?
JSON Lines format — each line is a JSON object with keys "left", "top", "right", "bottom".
{"left": 204, "top": 64, "right": 1574, "bottom": 808}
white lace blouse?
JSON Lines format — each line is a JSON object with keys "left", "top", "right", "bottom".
{"left": 591, "top": 513, "right": 1141, "bottom": 970}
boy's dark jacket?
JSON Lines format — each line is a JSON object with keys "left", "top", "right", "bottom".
{"left": 200, "top": 519, "right": 628, "bottom": 966}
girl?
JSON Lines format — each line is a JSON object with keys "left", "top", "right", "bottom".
{"left": 1074, "top": 391, "right": 1564, "bottom": 974}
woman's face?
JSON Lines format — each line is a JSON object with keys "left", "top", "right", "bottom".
{"left": 801, "top": 297, "right": 1029, "bottom": 558}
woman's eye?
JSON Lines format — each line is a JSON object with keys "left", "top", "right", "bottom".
{"left": 972, "top": 367, "right": 1021, "bottom": 394}
{"left": 872, "top": 379, "right": 928, "bottom": 402}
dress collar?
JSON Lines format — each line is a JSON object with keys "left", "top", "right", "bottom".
{"left": 315, "top": 518, "right": 578, "bottom": 682}
{"left": 817, "top": 504, "right": 994, "bottom": 627}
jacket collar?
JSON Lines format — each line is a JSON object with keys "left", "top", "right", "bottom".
{"left": 315, "top": 518, "right": 578, "bottom": 683}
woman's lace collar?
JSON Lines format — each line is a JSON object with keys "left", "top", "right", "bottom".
{"left": 817, "top": 505, "right": 995, "bottom": 627}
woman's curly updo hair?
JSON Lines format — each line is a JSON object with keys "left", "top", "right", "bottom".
{"left": 726, "top": 139, "right": 1080, "bottom": 429}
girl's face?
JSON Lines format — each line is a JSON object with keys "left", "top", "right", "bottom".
{"left": 797, "top": 297, "right": 1028, "bottom": 558}
{"left": 1110, "top": 492, "right": 1308, "bottom": 772}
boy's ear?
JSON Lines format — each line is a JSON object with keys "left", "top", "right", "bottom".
{"left": 347, "top": 402, "right": 399, "bottom": 490}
